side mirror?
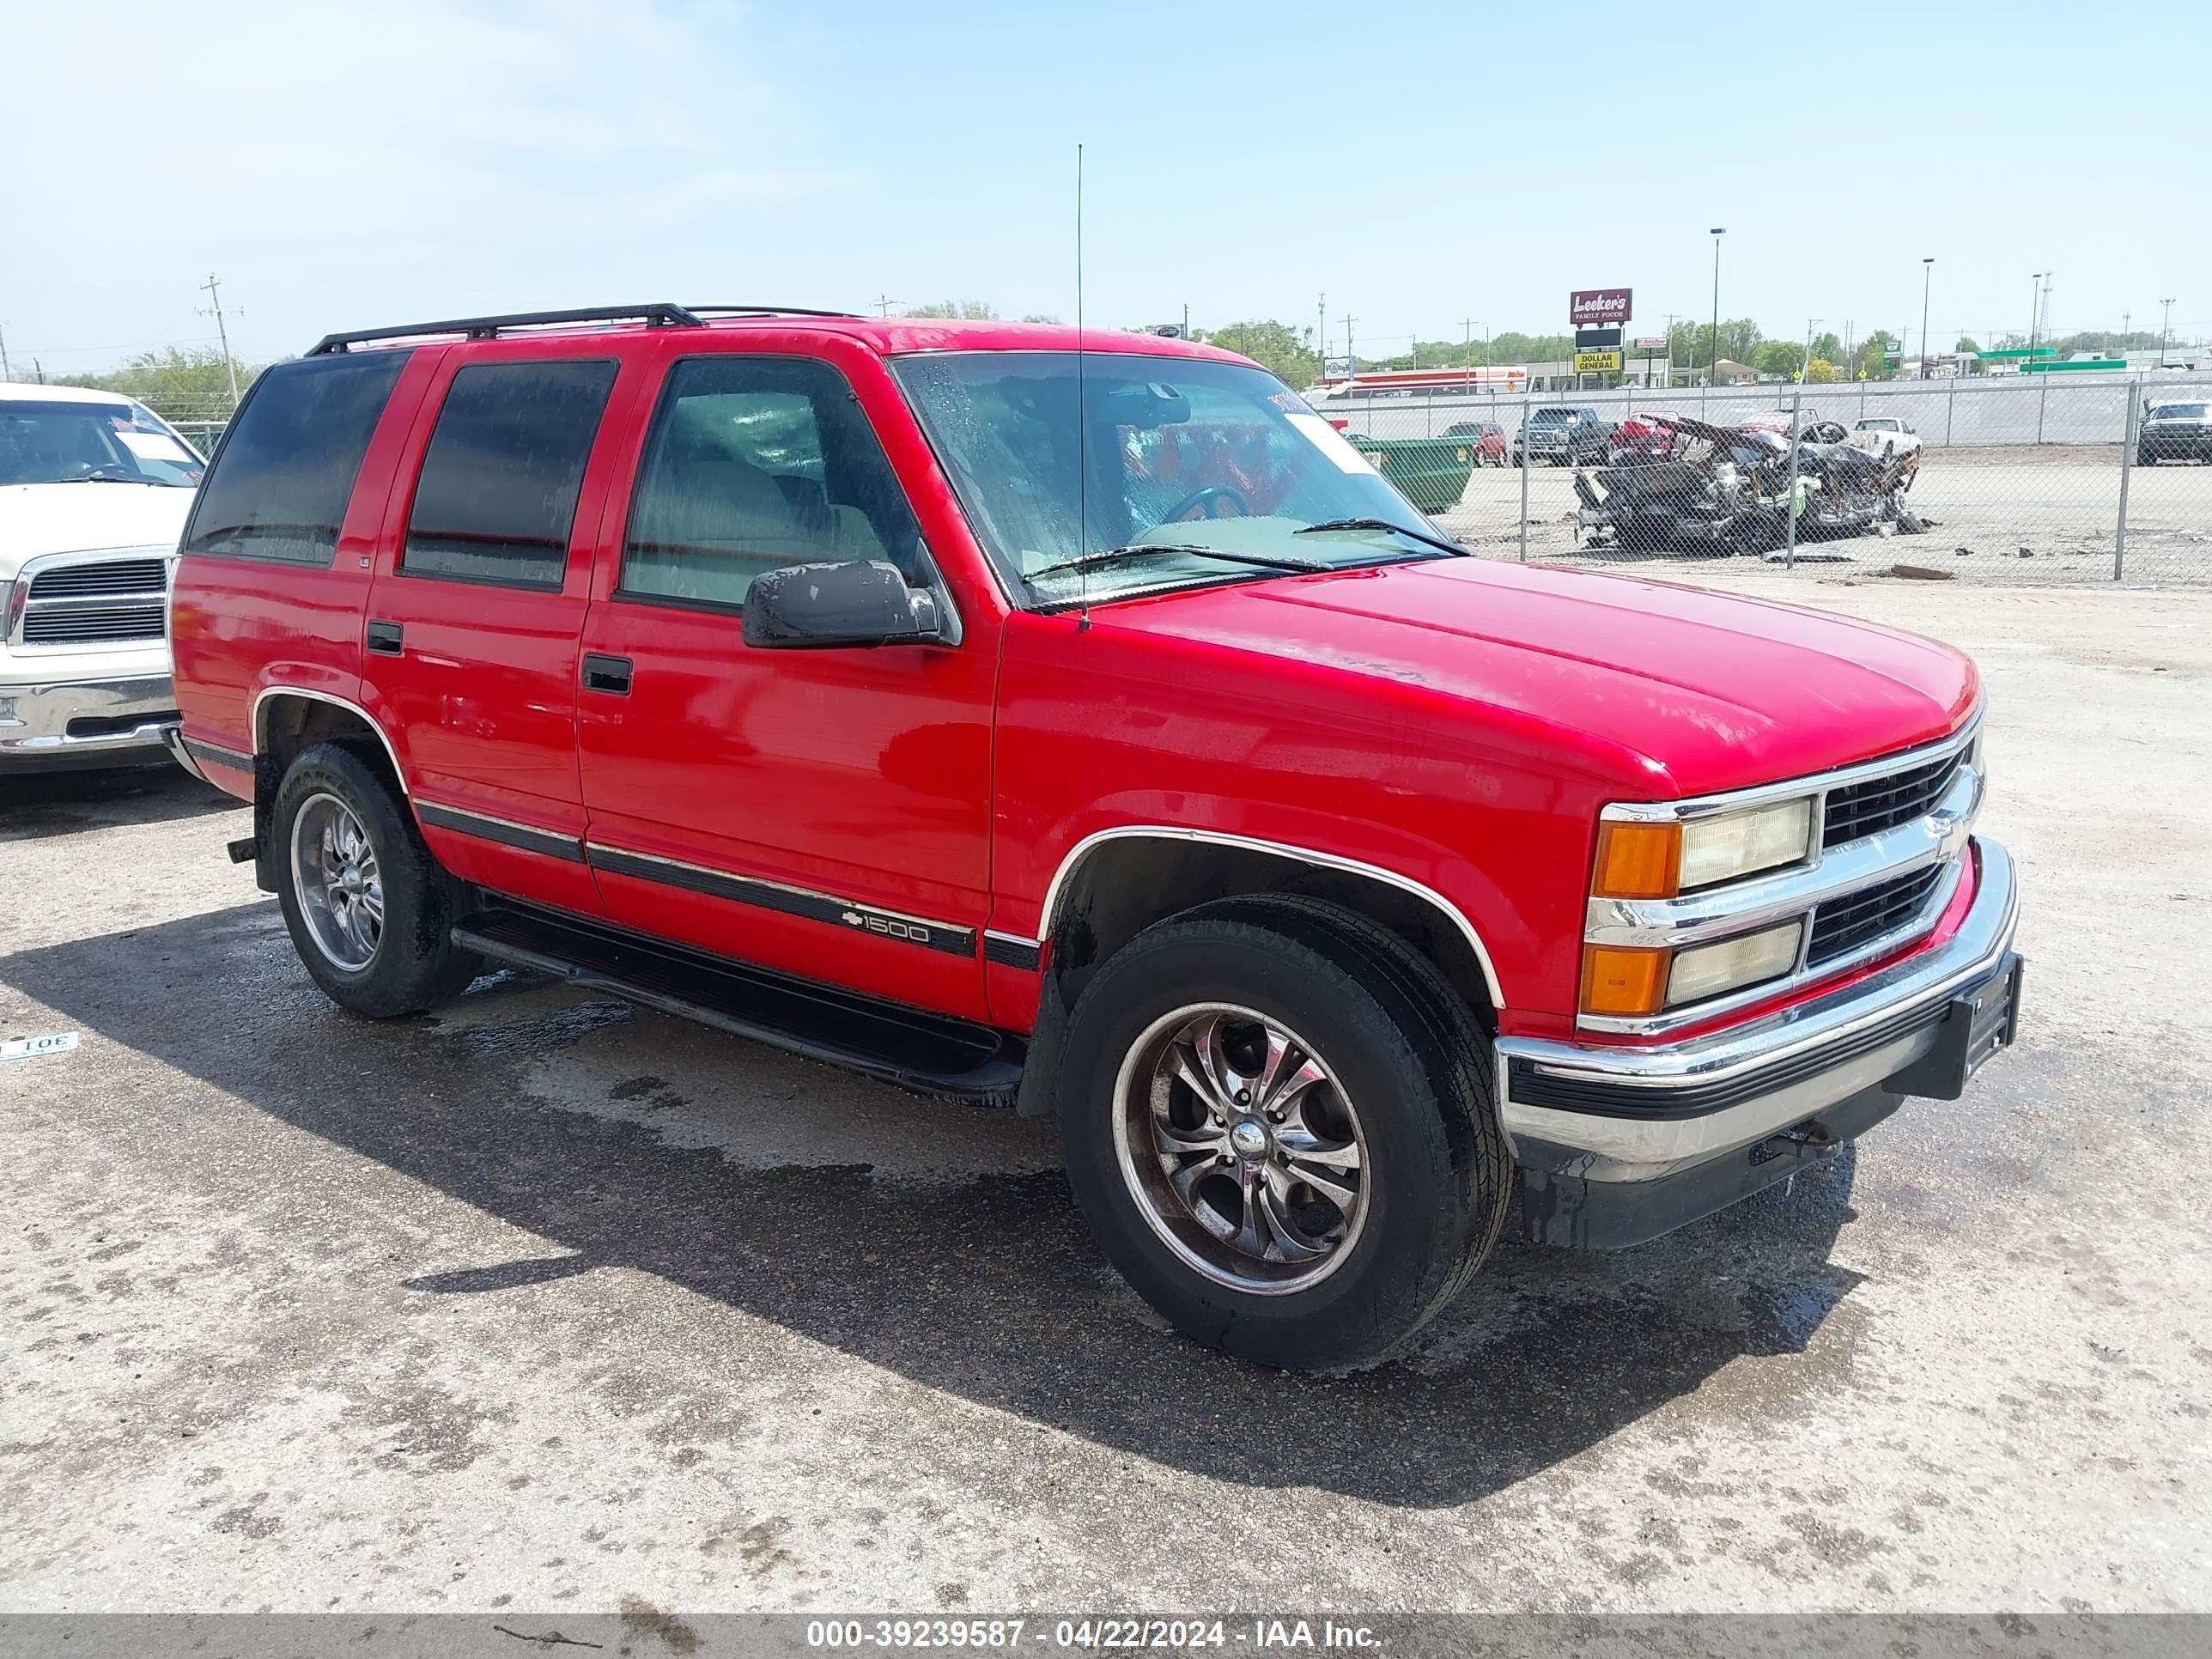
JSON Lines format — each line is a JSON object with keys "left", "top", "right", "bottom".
{"left": 742, "top": 560, "right": 945, "bottom": 650}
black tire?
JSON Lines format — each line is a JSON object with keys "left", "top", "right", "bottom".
{"left": 271, "top": 742, "right": 483, "bottom": 1018}
{"left": 1057, "top": 896, "right": 1512, "bottom": 1370}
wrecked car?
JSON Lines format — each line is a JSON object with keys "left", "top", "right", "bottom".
{"left": 1572, "top": 410, "right": 1921, "bottom": 556}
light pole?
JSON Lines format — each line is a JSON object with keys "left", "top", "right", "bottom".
{"left": 1804, "top": 318, "right": 1820, "bottom": 384}
{"left": 1708, "top": 228, "right": 1726, "bottom": 386}
{"left": 1919, "top": 258, "right": 1935, "bottom": 379}
{"left": 2160, "top": 297, "right": 2175, "bottom": 367}
{"left": 2029, "top": 273, "right": 2043, "bottom": 354}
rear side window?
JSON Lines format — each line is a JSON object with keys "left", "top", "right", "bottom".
{"left": 184, "top": 352, "right": 410, "bottom": 564}
{"left": 403, "top": 360, "right": 618, "bottom": 586}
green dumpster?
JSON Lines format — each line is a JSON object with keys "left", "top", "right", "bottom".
{"left": 1350, "top": 435, "right": 1479, "bottom": 514}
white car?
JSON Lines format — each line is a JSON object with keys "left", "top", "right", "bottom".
{"left": 1, "top": 383, "right": 205, "bottom": 773}
{"left": 1850, "top": 416, "right": 1923, "bottom": 459}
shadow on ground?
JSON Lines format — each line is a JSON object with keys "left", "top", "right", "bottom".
{"left": 6, "top": 890, "right": 1866, "bottom": 1510}
{"left": 1, "top": 764, "right": 242, "bottom": 842}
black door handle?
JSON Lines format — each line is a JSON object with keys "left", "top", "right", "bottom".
{"left": 581, "top": 653, "right": 632, "bottom": 695}
{"left": 366, "top": 620, "right": 403, "bottom": 655}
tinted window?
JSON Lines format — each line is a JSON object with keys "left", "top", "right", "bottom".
{"left": 622, "top": 356, "right": 923, "bottom": 607}
{"left": 184, "top": 352, "right": 410, "bottom": 564}
{"left": 404, "top": 360, "right": 618, "bottom": 586}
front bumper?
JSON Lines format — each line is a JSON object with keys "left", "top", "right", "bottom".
{"left": 0, "top": 674, "right": 179, "bottom": 770}
{"left": 1497, "top": 836, "right": 2021, "bottom": 1247}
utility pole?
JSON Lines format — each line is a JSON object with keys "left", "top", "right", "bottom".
{"left": 1804, "top": 318, "right": 1821, "bottom": 386}
{"left": 0, "top": 321, "right": 10, "bottom": 380}
{"left": 1317, "top": 293, "right": 1327, "bottom": 367}
{"left": 873, "top": 294, "right": 900, "bottom": 318}
{"left": 1707, "top": 228, "right": 1726, "bottom": 386}
{"left": 198, "top": 273, "right": 242, "bottom": 406}
{"left": 1919, "top": 258, "right": 1935, "bottom": 379}
{"left": 1341, "top": 313, "right": 1356, "bottom": 372}
{"left": 2159, "top": 297, "right": 2176, "bottom": 366}
{"left": 2028, "top": 273, "right": 2042, "bottom": 355}
{"left": 1463, "top": 317, "right": 1475, "bottom": 371}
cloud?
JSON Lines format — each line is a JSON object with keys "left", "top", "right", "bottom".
{"left": 4, "top": 0, "right": 855, "bottom": 362}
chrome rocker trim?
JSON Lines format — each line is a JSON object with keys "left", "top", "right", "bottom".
{"left": 1497, "top": 836, "right": 2017, "bottom": 1182}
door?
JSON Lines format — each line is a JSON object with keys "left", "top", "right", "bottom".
{"left": 574, "top": 348, "right": 995, "bottom": 1021}
{"left": 360, "top": 349, "right": 630, "bottom": 915}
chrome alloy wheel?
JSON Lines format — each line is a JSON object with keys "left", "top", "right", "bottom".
{"left": 289, "top": 792, "right": 384, "bottom": 971}
{"left": 1111, "top": 1003, "right": 1370, "bottom": 1294}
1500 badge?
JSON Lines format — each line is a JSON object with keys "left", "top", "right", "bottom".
{"left": 843, "top": 908, "right": 932, "bottom": 945}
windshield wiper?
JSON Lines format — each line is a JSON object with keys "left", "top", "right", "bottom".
{"left": 1024, "top": 543, "right": 1329, "bottom": 585}
{"left": 1291, "top": 518, "right": 1465, "bottom": 557}
{"left": 46, "top": 473, "right": 170, "bottom": 487}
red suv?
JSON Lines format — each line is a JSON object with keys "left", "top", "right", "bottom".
{"left": 166, "top": 303, "right": 2023, "bottom": 1369}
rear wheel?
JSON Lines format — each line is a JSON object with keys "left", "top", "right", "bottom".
{"left": 273, "top": 743, "right": 483, "bottom": 1018}
{"left": 1058, "top": 898, "right": 1511, "bottom": 1369}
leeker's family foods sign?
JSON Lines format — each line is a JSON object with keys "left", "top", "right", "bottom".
{"left": 1570, "top": 289, "right": 1632, "bottom": 326}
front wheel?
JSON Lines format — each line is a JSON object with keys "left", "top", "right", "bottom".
{"left": 273, "top": 742, "right": 483, "bottom": 1018}
{"left": 1058, "top": 899, "right": 1511, "bottom": 1369}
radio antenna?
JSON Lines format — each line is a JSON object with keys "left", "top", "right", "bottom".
{"left": 1074, "top": 141, "right": 1091, "bottom": 632}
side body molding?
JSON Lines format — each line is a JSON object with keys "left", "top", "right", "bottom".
{"left": 1033, "top": 825, "right": 1508, "bottom": 1009}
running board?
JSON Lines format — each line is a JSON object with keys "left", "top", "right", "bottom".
{"left": 452, "top": 902, "right": 1025, "bottom": 1100}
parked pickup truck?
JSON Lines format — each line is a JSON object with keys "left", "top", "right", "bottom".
{"left": 167, "top": 305, "right": 2025, "bottom": 1369}
{"left": 3, "top": 384, "right": 204, "bottom": 771}
{"left": 1850, "top": 416, "right": 1923, "bottom": 460}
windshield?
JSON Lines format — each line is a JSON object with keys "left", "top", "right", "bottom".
{"left": 0, "top": 398, "right": 204, "bottom": 487}
{"left": 891, "top": 351, "right": 1449, "bottom": 605}
{"left": 2149, "top": 404, "right": 2206, "bottom": 421}
{"left": 1531, "top": 409, "right": 1572, "bottom": 423}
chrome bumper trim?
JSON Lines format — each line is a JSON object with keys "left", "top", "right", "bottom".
{"left": 1497, "top": 837, "right": 2017, "bottom": 1181}
{"left": 158, "top": 723, "right": 209, "bottom": 783}
{"left": 0, "top": 674, "right": 178, "bottom": 763}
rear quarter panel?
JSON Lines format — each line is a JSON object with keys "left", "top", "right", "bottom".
{"left": 170, "top": 349, "right": 443, "bottom": 793}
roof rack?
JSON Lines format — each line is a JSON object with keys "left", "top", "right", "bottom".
{"left": 686, "top": 304, "right": 860, "bottom": 319}
{"left": 307, "top": 303, "right": 706, "bottom": 356}
{"left": 307, "top": 301, "right": 860, "bottom": 356}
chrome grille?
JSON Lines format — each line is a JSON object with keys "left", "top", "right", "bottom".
{"left": 1807, "top": 865, "right": 1945, "bottom": 967}
{"left": 1822, "top": 749, "right": 1965, "bottom": 848}
{"left": 15, "top": 556, "right": 172, "bottom": 647}
{"left": 23, "top": 603, "right": 167, "bottom": 644}
{"left": 28, "top": 558, "right": 170, "bottom": 599}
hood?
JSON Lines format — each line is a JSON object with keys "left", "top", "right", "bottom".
{"left": 0, "top": 483, "right": 195, "bottom": 577}
{"left": 1097, "top": 558, "right": 1978, "bottom": 798}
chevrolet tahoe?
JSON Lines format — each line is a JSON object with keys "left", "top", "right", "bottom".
{"left": 165, "top": 304, "right": 2024, "bottom": 1369}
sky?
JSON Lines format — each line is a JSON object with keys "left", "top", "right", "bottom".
{"left": 5, "top": 0, "right": 2208, "bottom": 379}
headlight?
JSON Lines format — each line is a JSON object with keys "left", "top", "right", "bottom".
{"left": 1679, "top": 799, "right": 1814, "bottom": 890}
{"left": 1665, "top": 921, "right": 1803, "bottom": 1006}
{"left": 1591, "top": 796, "right": 1814, "bottom": 900}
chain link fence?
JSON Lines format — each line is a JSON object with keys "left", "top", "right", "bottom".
{"left": 1322, "top": 375, "right": 2212, "bottom": 585}
{"left": 135, "top": 371, "right": 2212, "bottom": 584}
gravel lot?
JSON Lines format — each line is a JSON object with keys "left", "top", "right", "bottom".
{"left": 3, "top": 578, "right": 2208, "bottom": 1619}
{"left": 1437, "top": 451, "right": 2212, "bottom": 586}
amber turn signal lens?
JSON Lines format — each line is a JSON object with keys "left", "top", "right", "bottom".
{"left": 1581, "top": 945, "right": 1672, "bottom": 1018}
{"left": 1592, "top": 821, "right": 1681, "bottom": 900}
